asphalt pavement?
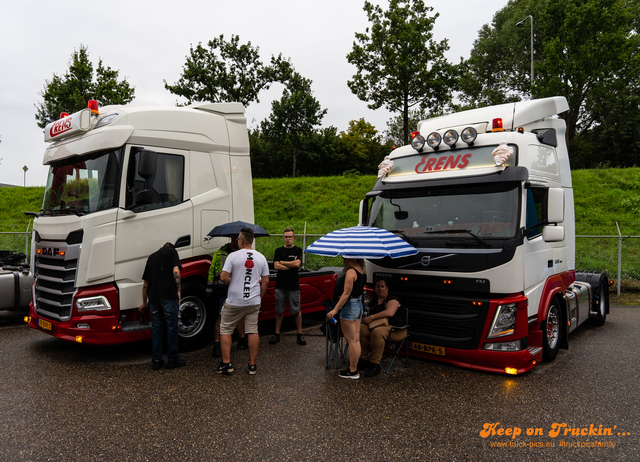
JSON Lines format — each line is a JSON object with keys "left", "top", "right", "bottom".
{"left": 0, "top": 308, "right": 638, "bottom": 461}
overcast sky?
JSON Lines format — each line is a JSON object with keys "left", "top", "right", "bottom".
{"left": 0, "top": 0, "right": 507, "bottom": 187}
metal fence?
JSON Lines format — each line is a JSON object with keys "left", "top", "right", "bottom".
{"left": 255, "top": 222, "right": 355, "bottom": 271}
{"left": 0, "top": 231, "right": 31, "bottom": 263}
{"left": 258, "top": 222, "right": 640, "bottom": 295}
{"left": 3, "top": 221, "right": 639, "bottom": 294}
{"left": 575, "top": 223, "right": 640, "bottom": 295}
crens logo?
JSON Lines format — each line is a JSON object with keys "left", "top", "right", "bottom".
{"left": 415, "top": 153, "right": 472, "bottom": 173}
{"left": 49, "top": 117, "right": 73, "bottom": 138}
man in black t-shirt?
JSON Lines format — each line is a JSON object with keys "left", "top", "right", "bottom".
{"left": 269, "top": 228, "right": 306, "bottom": 346}
{"left": 139, "top": 242, "right": 186, "bottom": 370}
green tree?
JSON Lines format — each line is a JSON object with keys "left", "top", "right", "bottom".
{"left": 341, "top": 119, "right": 391, "bottom": 174}
{"left": 347, "top": 0, "right": 457, "bottom": 146}
{"left": 261, "top": 73, "right": 327, "bottom": 177}
{"left": 250, "top": 126, "right": 347, "bottom": 178}
{"left": 35, "top": 45, "right": 135, "bottom": 128}
{"left": 165, "top": 34, "right": 292, "bottom": 106}
{"left": 460, "top": 0, "right": 640, "bottom": 162}
{"left": 383, "top": 107, "right": 453, "bottom": 146}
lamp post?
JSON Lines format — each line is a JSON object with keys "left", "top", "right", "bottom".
{"left": 515, "top": 15, "right": 534, "bottom": 92}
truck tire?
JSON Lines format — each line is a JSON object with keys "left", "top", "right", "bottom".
{"left": 178, "top": 283, "right": 212, "bottom": 350}
{"left": 542, "top": 298, "right": 561, "bottom": 362}
{"left": 590, "top": 273, "right": 609, "bottom": 327}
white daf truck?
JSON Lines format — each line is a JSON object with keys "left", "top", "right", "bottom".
{"left": 26, "top": 101, "right": 254, "bottom": 347}
{"left": 360, "top": 96, "right": 609, "bottom": 374}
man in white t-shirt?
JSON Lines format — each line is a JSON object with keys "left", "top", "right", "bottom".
{"left": 216, "top": 227, "right": 269, "bottom": 376}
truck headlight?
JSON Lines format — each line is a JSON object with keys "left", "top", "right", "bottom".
{"left": 76, "top": 295, "right": 112, "bottom": 312}
{"left": 488, "top": 303, "right": 517, "bottom": 338}
{"left": 483, "top": 339, "right": 522, "bottom": 351}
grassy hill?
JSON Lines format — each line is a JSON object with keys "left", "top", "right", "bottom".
{"left": 2, "top": 168, "right": 640, "bottom": 233}
{"left": 0, "top": 187, "right": 43, "bottom": 232}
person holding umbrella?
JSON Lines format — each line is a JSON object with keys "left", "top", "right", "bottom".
{"left": 206, "top": 221, "right": 270, "bottom": 357}
{"left": 326, "top": 258, "right": 366, "bottom": 379}
{"left": 207, "top": 234, "right": 247, "bottom": 357}
{"left": 305, "top": 226, "right": 418, "bottom": 379}
{"left": 216, "top": 228, "right": 269, "bottom": 375}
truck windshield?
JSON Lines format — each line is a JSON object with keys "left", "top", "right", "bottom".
{"left": 368, "top": 182, "right": 520, "bottom": 245}
{"left": 42, "top": 148, "right": 122, "bottom": 215}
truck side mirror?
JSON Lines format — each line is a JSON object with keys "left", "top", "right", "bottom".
{"left": 547, "top": 188, "right": 564, "bottom": 223}
{"left": 361, "top": 191, "right": 382, "bottom": 226}
{"left": 543, "top": 225, "right": 564, "bottom": 242}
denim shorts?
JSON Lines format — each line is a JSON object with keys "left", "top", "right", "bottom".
{"left": 340, "top": 298, "right": 363, "bottom": 321}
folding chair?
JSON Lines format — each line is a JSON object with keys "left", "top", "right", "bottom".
{"left": 380, "top": 307, "right": 410, "bottom": 373}
{"left": 322, "top": 300, "right": 346, "bottom": 369}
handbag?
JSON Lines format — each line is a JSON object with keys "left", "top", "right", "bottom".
{"left": 368, "top": 317, "right": 389, "bottom": 330}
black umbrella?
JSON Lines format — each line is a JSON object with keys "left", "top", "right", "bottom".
{"left": 206, "top": 220, "right": 269, "bottom": 238}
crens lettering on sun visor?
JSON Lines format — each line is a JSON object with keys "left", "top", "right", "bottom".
{"left": 374, "top": 166, "right": 529, "bottom": 191}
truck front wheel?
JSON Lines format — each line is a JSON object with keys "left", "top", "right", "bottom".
{"left": 542, "top": 300, "right": 561, "bottom": 362}
{"left": 178, "top": 284, "right": 212, "bottom": 350}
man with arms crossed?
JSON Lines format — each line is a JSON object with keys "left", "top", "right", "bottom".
{"left": 216, "top": 228, "right": 269, "bottom": 375}
{"left": 269, "top": 228, "right": 306, "bottom": 346}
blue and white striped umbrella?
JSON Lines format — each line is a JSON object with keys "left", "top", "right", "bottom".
{"left": 305, "top": 226, "right": 418, "bottom": 259}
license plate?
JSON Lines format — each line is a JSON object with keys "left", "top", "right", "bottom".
{"left": 38, "top": 318, "right": 52, "bottom": 331}
{"left": 410, "top": 341, "right": 445, "bottom": 356}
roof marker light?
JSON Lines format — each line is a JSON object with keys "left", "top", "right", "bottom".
{"left": 60, "top": 112, "right": 69, "bottom": 119}
{"left": 492, "top": 118, "right": 504, "bottom": 132}
{"left": 411, "top": 131, "right": 421, "bottom": 139}
{"left": 88, "top": 100, "right": 99, "bottom": 115}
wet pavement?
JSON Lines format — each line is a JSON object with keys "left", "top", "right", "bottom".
{"left": 0, "top": 308, "right": 638, "bottom": 461}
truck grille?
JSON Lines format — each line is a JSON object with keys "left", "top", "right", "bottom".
{"left": 33, "top": 233, "right": 82, "bottom": 321}
{"left": 401, "top": 292, "right": 491, "bottom": 350}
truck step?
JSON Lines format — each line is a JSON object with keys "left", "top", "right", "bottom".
{"left": 121, "top": 321, "right": 152, "bottom": 332}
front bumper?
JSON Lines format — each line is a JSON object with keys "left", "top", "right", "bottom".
{"left": 407, "top": 340, "right": 542, "bottom": 375}
{"left": 28, "top": 302, "right": 151, "bottom": 345}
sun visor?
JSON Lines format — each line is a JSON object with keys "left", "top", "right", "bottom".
{"left": 44, "top": 109, "right": 92, "bottom": 143}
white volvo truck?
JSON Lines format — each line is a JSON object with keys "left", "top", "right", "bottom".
{"left": 361, "top": 96, "right": 609, "bottom": 374}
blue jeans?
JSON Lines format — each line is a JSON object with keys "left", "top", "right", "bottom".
{"left": 150, "top": 300, "right": 180, "bottom": 362}
{"left": 340, "top": 298, "right": 363, "bottom": 321}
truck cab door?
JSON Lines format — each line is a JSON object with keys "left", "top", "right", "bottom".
{"left": 115, "top": 145, "right": 193, "bottom": 313}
